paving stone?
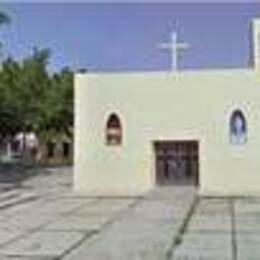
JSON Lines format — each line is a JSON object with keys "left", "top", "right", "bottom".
{"left": 111, "top": 216, "right": 178, "bottom": 235}
{"left": 63, "top": 197, "right": 184, "bottom": 260}
{"left": 236, "top": 216, "right": 260, "bottom": 232}
{"left": 111, "top": 199, "right": 188, "bottom": 233}
{"left": 235, "top": 200, "right": 260, "bottom": 216}
{"left": 0, "top": 167, "right": 201, "bottom": 260}
{"left": 63, "top": 223, "right": 173, "bottom": 260}
{"left": 0, "top": 206, "right": 69, "bottom": 232}
{"left": 124, "top": 211, "right": 185, "bottom": 227}
{"left": 43, "top": 214, "right": 113, "bottom": 232}
{"left": 74, "top": 198, "right": 135, "bottom": 215}
{"left": 31, "top": 187, "right": 71, "bottom": 199}
{"left": 199, "top": 198, "right": 230, "bottom": 205}
{"left": 0, "top": 215, "right": 9, "bottom": 221}
{"left": 235, "top": 198, "right": 260, "bottom": 204}
{"left": 35, "top": 198, "right": 90, "bottom": 214}
{"left": 2, "top": 213, "right": 57, "bottom": 231}
{"left": 1, "top": 256, "right": 55, "bottom": 260}
{"left": 195, "top": 200, "right": 231, "bottom": 216}
{"left": 0, "top": 231, "right": 86, "bottom": 258}
{"left": 143, "top": 186, "right": 196, "bottom": 201}
{"left": 1, "top": 199, "right": 40, "bottom": 217}
{"left": 0, "top": 183, "right": 16, "bottom": 192}
{"left": 188, "top": 215, "right": 231, "bottom": 232}
{"left": 94, "top": 198, "right": 135, "bottom": 208}
{"left": 0, "top": 229, "right": 24, "bottom": 246}
{"left": 0, "top": 192, "right": 37, "bottom": 210}
{"left": 173, "top": 252, "right": 231, "bottom": 260}
{"left": 0, "top": 190, "right": 21, "bottom": 202}
{"left": 172, "top": 232, "right": 232, "bottom": 260}
{"left": 65, "top": 242, "right": 168, "bottom": 260}
{"left": 2, "top": 197, "right": 91, "bottom": 219}
{"left": 130, "top": 201, "right": 190, "bottom": 221}
{"left": 237, "top": 232, "right": 260, "bottom": 260}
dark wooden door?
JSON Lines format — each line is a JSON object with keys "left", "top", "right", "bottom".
{"left": 155, "top": 141, "right": 199, "bottom": 186}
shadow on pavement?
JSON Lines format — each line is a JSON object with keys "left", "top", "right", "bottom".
{"left": 0, "top": 162, "right": 53, "bottom": 184}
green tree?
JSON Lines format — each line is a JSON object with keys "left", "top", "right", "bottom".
{"left": 0, "top": 48, "right": 74, "bottom": 143}
{"left": 0, "top": 12, "right": 10, "bottom": 25}
{"left": 0, "top": 48, "right": 51, "bottom": 135}
{"left": 0, "top": 57, "right": 23, "bottom": 136}
{"left": 19, "top": 48, "right": 51, "bottom": 132}
{"left": 0, "top": 11, "right": 10, "bottom": 61}
{"left": 0, "top": 11, "right": 11, "bottom": 140}
{"left": 39, "top": 67, "right": 73, "bottom": 140}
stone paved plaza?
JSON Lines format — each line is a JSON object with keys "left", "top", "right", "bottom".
{"left": 0, "top": 165, "right": 259, "bottom": 259}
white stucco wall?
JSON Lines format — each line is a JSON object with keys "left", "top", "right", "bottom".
{"left": 74, "top": 69, "right": 260, "bottom": 196}
{"left": 253, "top": 19, "right": 260, "bottom": 70}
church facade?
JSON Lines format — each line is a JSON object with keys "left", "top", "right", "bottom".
{"left": 74, "top": 19, "right": 260, "bottom": 196}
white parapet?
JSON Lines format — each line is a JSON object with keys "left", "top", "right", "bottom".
{"left": 253, "top": 19, "right": 260, "bottom": 70}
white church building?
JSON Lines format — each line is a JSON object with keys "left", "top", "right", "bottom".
{"left": 74, "top": 19, "right": 260, "bottom": 196}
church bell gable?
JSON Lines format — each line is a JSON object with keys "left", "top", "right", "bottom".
{"left": 252, "top": 19, "right": 260, "bottom": 70}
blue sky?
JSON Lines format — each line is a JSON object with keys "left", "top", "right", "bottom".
{"left": 1, "top": 3, "right": 260, "bottom": 72}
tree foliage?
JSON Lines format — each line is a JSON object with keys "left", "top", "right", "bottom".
{"left": 0, "top": 12, "right": 10, "bottom": 25}
{"left": 0, "top": 11, "right": 74, "bottom": 141}
{"left": 0, "top": 48, "right": 74, "bottom": 141}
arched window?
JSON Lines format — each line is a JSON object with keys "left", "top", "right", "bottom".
{"left": 106, "top": 113, "right": 122, "bottom": 146}
{"left": 230, "top": 109, "right": 247, "bottom": 145}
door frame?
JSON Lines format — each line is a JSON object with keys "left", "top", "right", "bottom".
{"left": 153, "top": 140, "right": 200, "bottom": 186}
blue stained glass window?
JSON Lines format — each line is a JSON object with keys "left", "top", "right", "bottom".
{"left": 230, "top": 109, "right": 247, "bottom": 145}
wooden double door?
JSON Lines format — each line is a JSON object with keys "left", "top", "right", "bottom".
{"left": 155, "top": 141, "right": 199, "bottom": 186}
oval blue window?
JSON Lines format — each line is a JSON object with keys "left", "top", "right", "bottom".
{"left": 230, "top": 109, "right": 247, "bottom": 145}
